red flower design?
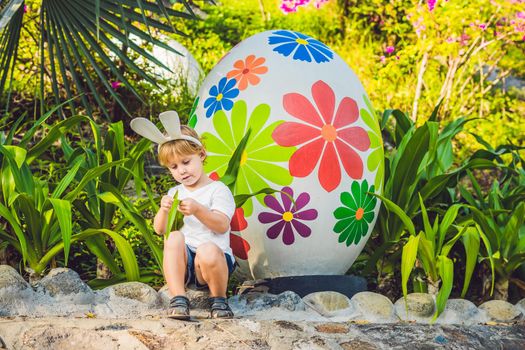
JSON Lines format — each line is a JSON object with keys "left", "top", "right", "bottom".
{"left": 209, "top": 172, "right": 251, "bottom": 260}
{"left": 272, "top": 80, "right": 370, "bottom": 192}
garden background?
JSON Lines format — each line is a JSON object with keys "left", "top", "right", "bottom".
{"left": 0, "top": 0, "right": 524, "bottom": 319}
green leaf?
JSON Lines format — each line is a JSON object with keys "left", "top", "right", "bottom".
{"left": 51, "top": 159, "right": 83, "bottom": 198}
{"left": 419, "top": 194, "right": 434, "bottom": 246}
{"left": 27, "top": 115, "right": 91, "bottom": 163}
{"left": 165, "top": 191, "right": 184, "bottom": 238}
{"left": 63, "top": 159, "right": 127, "bottom": 201}
{"left": 389, "top": 122, "right": 430, "bottom": 207}
{"left": 502, "top": 202, "right": 525, "bottom": 259}
{"left": 418, "top": 235, "right": 438, "bottom": 281}
{"left": 220, "top": 128, "right": 252, "bottom": 193}
{"left": 401, "top": 234, "right": 420, "bottom": 301}
{"left": 234, "top": 187, "right": 289, "bottom": 208}
{"left": 47, "top": 199, "right": 72, "bottom": 264}
{"left": 477, "top": 226, "right": 496, "bottom": 296}
{"left": 437, "top": 204, "right": 461, "bottom": 253}
{"left": 0, "top": 202, "right": 28, "bottom": 265}
{"left": 433, "top": 255, "right": 454, "bottom": 320}
{"left": 371, "top": 193, "right": 416, "bottom": 236}
{"left": 38, "top": 228, "right": 140, "bottom": 281}
{"left": 461, "top": 227, "right": 480, "bottom": 297}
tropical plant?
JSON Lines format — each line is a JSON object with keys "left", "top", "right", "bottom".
{"left": 468, "top": 202, "right": 525, "bottom": 301}
{"left": 0, "top": 115, "right": 139, "bottom": 279}
{"left": 0, "top": 0, "right": 206, "bottom": 118}
{"left": 60, "top": 120, "right": 163, "bottom": 286}
{"left": 364, "top": 108, "right": 494, "bottom": 283}
{"left": 455, "top": 137, "right": 525, "bottom": 300}
{"left": 381, "top": 194, "right": 481, "bottom": 319}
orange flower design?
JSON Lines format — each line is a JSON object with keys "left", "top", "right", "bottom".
{"left": 226, "top": 55, "right": 268, "bottom": 91}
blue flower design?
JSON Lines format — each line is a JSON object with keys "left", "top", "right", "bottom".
{"left": 268, "top": 30, "right": 333, "bottom": 63}
{"left": 203, "top": 77, "right": 240, "bottom": 118}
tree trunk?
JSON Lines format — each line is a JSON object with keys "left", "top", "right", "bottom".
{"left": 494, "top": 279, "right": 509, "bottom": 301}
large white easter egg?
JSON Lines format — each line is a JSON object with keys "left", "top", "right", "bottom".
{"left": 190, "top": 30, "right": 384, "bottom": 279}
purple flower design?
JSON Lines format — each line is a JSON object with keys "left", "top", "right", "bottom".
{"left": 258, "top": 187, "right": 318, "bottom": 245}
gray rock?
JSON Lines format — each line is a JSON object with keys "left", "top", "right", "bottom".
{"left": 158, "top": 284, "right": 210, "bottom": 309}
{"left": 229, "top": 291, "right": 306, "bottom": 314}
{"left": 105, "top": 282, "right": 161, "bottom": 308}
{"left": 479, "top": 300, "right": 522, "bottom": 322}
{"left": 435, "top": 299, "right": 485, "bottom": 325}
{"left": 0, "top": 265, "right": 30, "bottom": 291}
{"left": 516, "top": 298, "right": 525, "bottom": 317}
{"left": 350, "top": 291, "right": 397, "bottom": 323}
{"left": 36, "top": 268, "right": 92, "bottom": 298}
{"left": 394, "top": 293, "right": 435, "bottom": 323}
{"left": 303, "top": 291, "right": 352, "bottom": 317}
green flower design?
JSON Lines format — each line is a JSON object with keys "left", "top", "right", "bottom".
{"left": 333, "top": 180, "right": 377, "bottom": 246}
{"left": 361, "top": 95, "right": 384, "bottom": 191}
{"left": 188, "top": 96, "right": 199, "bottom": 128}
{"left": 202, "top": 100, "right": 295, "bottom": 216}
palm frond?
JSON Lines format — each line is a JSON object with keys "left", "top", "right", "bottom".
{"left": 0, "top": 0, "right": 207, "bottom": 119}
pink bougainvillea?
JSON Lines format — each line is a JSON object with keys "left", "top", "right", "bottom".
{"left": 427, "top": 0, "right": 437, "bottom": 12}
{"left": 279, "top": 0, "right": 329, "bottom": 14}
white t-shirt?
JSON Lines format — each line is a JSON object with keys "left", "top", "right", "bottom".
{"left": 167, "top": 181, "right": 235, "bottom": 259}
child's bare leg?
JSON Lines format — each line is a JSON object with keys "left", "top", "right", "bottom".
{"left": 194, "top": 242, "right": 228, "bottom": 297}
{"left": 163, "top": 230, "right": 187, "bottom": 296}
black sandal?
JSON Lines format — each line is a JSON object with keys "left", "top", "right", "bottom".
{"left": 168, "top": 295, "right": 190, "bottom": 320}
{"left": 209, "top": 297, "right": 234, "bottom": 319}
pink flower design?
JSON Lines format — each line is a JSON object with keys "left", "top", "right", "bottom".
{"left": 272, "top": 80, "right": 370, "bottom": 192}
{"left": 385, "top": 46, "right": 395, "bottom": 54}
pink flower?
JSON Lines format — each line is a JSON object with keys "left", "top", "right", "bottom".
{"left": 23, "top": 5, "right": 28, "bottom": 13}
{"left": 446, "top": 36, "right": 455, "bottom": 43}
{"left": 459, "top": 32, "right": 470, "bottom": 46}
{"left": 380, "top": 55, "right": 386, "bottom": 63}
{"left": 523, "top": 34, "right": 525, "bottom": 41}
{"left": 280, "top": 0, "right": 310, "bottom": 13}
{"left": 428, "top": 0, "right": 437, "bottom": 12}
{"left": 313, "top": 0, "right": 329, "bottom": 8}
{"left": 478, "top": 23, "right": 487, "bottom": 30}
{"left": 385, "top": 46, "right": 395, "bottom": 54}
{"left": 111, "top": 81, "right": 121, "bottom": 89}
{"left": 517, "top": 12, "right": 525, "bottom": 19}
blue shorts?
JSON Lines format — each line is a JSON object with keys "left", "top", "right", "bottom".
{"left": 184, "top": 245, "right": 236, "bottom": 289}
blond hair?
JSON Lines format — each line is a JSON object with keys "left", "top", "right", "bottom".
{"left": 158, "top": 125, "right": 204, "bottom": 166}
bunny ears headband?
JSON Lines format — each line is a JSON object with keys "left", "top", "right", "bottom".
{"left": 130, "top": 111, "right": 202, "bottom": 147}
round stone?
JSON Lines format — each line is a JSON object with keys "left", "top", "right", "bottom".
{"left": 303, "top": 291, "right": 352, "bottom": 317}
{"left": 479, "top": 300, "right": 522, "bottom": 322}
{"left": 394, "top": 293, "right": 435, "bottom": 322}
{"left": 351, "top": 291, "right": 395, "bottom": 321}
{"left": 37, "top": 268, "right": 92, "bottom": 297}
{"left": 106, "top": 282, "right": 161, "bottom": 307}
{"left": 0, "top": 265, "right": 30, "bottom": 291}
{"left": 435, "top": 299, "right": 483, "bottom": 325}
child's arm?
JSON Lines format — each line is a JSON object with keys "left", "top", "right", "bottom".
{"left": 178, "top": 199, "right": 230, "bottom": 234}
{"left": 153, "top": 195, "right": 173, "bottom": 235}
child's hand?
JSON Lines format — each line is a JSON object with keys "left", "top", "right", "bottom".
{"left": 178, "top": 198, "right": 201, "bottom": 216}
{"left": 160, "top": 195, "right": 173, "bottom": 211}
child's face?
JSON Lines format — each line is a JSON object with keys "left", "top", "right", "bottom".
{"left": 166, "top": 151, "right": 206, "bottom": 188}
